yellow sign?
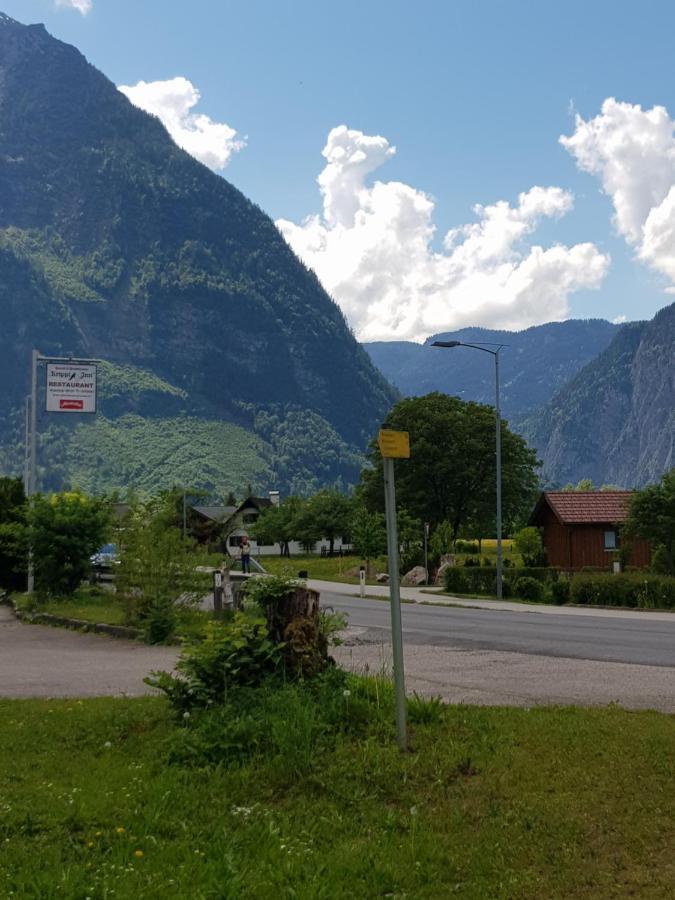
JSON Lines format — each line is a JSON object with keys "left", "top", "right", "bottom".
{"left": 377, "top": 429, "right": 410, "bottom": 459}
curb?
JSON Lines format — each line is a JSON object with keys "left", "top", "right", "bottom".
{"left": 5, "top": 595, "right": 143, "bottom": 640}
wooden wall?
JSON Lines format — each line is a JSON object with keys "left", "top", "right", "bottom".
{"left": 537, "top": 503, "right": 651, "bottom": 570}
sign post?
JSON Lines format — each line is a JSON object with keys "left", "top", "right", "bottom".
{"left": 359, "top": 566, "right": 366, "bottom": 599}
{"left": 377, "top": 428, "right": 410, "bottom": 752}
{"left": 26, "top": 351, "right": 100, "bottom": 592}
{"left": 424, "top": 521, "right": 430, "bottom": 585}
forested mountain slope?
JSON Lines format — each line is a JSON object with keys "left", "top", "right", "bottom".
{"left": 521, "top": 303, "right": 674, "bottom": 487}
{"left": 0, "top": 13, "right": 396, "bottom": 495}
{"left": 364, "top": 319, "right": 619, "bottom": 420}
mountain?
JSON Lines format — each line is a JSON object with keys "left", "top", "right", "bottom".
{"left": 0, "top": 13, "right": 396, "bottom": 496}
{"left": 522, "top": 303, "right": 674, "bottom": 487}
{"left": 364, "top": 320, "right": 620, "bottom": 421}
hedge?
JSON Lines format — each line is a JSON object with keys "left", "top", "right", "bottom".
{"left": 570, "top": 573, "right": 675, "bottom": 610}
{"left": 443, "top": 566, "right": 558, "bottom": 596}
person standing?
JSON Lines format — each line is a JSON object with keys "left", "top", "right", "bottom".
{"left": 240, "top": 536, "right": 251, "bottom": 574}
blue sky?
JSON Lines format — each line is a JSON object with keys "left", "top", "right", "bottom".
{"left": 6, "top": 0, "right": 675, "bottom": 340}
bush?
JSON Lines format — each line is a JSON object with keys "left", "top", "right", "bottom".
{"left": 146, "top": 616, "right": 283, "bottom": 712}
{"left": 570, "top": 573, "right": 675, "bottom": 609}
{"left": 164, "top": 670, "right": 379, "bottom": 772}
{"left": 29, "top": 491, "right": 110, "bottom": 597}
{"left": 550, "top": 579, "right": 571, "bottom": 605}
{"left": 444, "top": 566, "right": 557, "bottom": 596}
{"left": 455, "top": 540, "right": 479, "bottom": 554}
{"left": 513, "top": 576, "right": 545, "bottom": 602}
{"left": 513, "top": 526, "right": 547, "bottom": 567}
{"left": 463, "top": 556, "right": 481, "bottom": 567}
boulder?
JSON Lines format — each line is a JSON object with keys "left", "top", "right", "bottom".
{"left": 401, "top": 565, "right": 427, "bottom": 586}
{"left": 435, "top": 562, "right": 452, "bottom": 585}
{"left": 376, "top": 572, "right": 389, "bottom": 583}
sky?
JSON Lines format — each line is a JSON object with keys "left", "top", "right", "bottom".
{"left": 6, "top": 0, "right": 675, "bottom": 341}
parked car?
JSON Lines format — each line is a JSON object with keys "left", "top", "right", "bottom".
{"left": 90, "top": 543, "right": 119, "bottom": 567}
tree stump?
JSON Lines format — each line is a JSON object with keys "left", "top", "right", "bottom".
{"left": 265, "top": 587, "right": 326, "bottom": 677}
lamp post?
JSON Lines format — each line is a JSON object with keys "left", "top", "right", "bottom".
{"left": 431, "top": 340, "right": 507, "bottom": 600}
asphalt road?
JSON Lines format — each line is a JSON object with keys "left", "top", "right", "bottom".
{"left": 323, "top": 591, "right": 675, "bottom": 667}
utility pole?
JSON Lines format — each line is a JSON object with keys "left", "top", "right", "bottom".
{"left": 431, "top": 340, "right": 507, "bottom": 600}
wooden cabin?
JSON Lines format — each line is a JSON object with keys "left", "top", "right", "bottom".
{"left": 528, "top": 491, "right": 651, "bottom": 570}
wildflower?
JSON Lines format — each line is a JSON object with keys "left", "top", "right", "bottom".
{"left": 134, "top": 850, "right": 143, "bottom": 858}
{"left": 95, "top": 831, "right": 102, "bottom": 837}
{"left": 343, "top": 689, "right": 351, "bottom": 698}
{"left": 87, "top": 841, "right": 94, "bottom": 848}
{"left": 182, "top": 711, "right": 190, "bottom": 720}
{"left": 104, "top": 741, "right": 112, "bottom": 749}
{"left": 115, "top": 827, "right": 125, "bottom": 834}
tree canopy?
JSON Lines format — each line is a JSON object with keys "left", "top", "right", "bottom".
{"left": 624, "top": 469, "right": 675, "bottom": 573}
{"left": 358, "top": 393, "right": 540, "bottom": 540}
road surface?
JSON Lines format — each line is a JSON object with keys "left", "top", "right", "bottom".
{"left": 1, "top": 591, "right": 673, "bottom": 710}
{"left": 318, "top": 588, "right": 675, "bottom": 712}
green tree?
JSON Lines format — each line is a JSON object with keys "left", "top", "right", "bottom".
{"left": 0, "top": 477, "right": 27, "bottom": 591}
{"left": 576, "top": 479, "right": 594, "bottom": 491}
{"left": 397, "top": 508, "right": 422, "bottom": 553}
{"left": 117, "top": 495, "right": 208, "bottom": 642}
{"left": 253, "top": 497, "right": 306, "bottom": 556}
{"left": 359, "top": 394, "right": 539, "bottom": 541}
{"left": 300, "top": 490, "right": 353, "bottom": 554}
{"left": 513, "top": 526, "right": 545, "bottom": 567}
{"left": 29, "top": 491, "right": 110, "bottom": 597}
{"left": 624, "top": 469, "right": 675, "bottom": 573}
{"left": 350, "top": 506, "right": 386, "bottom": 569}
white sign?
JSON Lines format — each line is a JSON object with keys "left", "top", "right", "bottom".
{"left": 46, "top": 363, "right": 97, "bottom": 413}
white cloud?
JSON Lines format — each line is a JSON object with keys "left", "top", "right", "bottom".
{"left": 118, "top": 77, "right": 245, "bottom": 171}
{"left": 55, "top": 0, "right": 92, "bottom": 14}
{"left": 561, "top": 98, "right": 675, "bottom": 283}
{"left": 277, "top": 125, "right": 608, "bottom": 342}
{"left": 612, "top": 314, "right": 627, "bottom": 324}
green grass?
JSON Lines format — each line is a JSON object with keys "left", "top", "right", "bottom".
{"left": 260, "top": 553, "right": 388, "bottom": 584}
{"left": 1, "top": 690, "right": 674, "bottom": 898}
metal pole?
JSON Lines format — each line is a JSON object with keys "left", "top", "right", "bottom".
{"left": 383, "top": 456, "right": 407, "bottom": 751}
{"left": 423, "top": 523, "right": 429, "bottom": 585}
{"left": 495, "top": 350, "right": 503, "bottom": 601}
{"left": 27, "top": 350, "right": 39, "bottom": 593}
{"left": 23, "top": 395, "right": 31, "bottom": 495}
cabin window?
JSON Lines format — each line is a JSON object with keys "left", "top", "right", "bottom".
{"left": 603, "top": 530, "right": 617, "bottom": 550}
{"left": 242, "top": 513, "right": 258, "bottom": 524}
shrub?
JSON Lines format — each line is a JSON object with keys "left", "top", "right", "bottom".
{"left": 444, "top": 565, "right": 557, "bottom": 596}
{"left": 164, "top": 670, "right": 377, "bottom": 772}
{"left": 570, "top": 573, "right": 675, "bottom": 609}
{"left": 455, "top": 540, "right": 479, "bottom": 554}
{"left": 550, "top": 579, "right": 571, "bottom": 605}
{"left": 463, "top": 556, "right": 481, "bottom": 567}
{"left": 513, "top": 526, "right": 547, "bottom": 567}
{"left": 146, "top": 616, "right": 283, "bottom": 712}
{"left": 513, "top": 576, "right": 545, "bottom": 602}
{"left": 29, "top": 491, "right": 110, "bottom": 597}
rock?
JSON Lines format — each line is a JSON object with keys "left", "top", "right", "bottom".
{"left": 401, "top": 566, "right": 427, "bottom": 586}
{"left": 435, "top": 562, "right": 452, "bottom": 585}
{"left": 376, "top": 572, "right": 389, "bottom": 583}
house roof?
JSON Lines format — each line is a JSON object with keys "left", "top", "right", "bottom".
{"left": 191, "top": 505, "right": 237, "bottom": 523}
{"left": 529, "top": 491, "right": 634, "bottom": 526}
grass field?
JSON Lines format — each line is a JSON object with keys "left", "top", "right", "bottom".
{"left": 1, "top": 690, "right": 673, "bottom": 898}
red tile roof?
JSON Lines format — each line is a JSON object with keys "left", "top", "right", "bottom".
{"left": 532, "top": 491, "right": 634, "bottom": 525}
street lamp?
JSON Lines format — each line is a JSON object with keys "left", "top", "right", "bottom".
{"left": 431, "top": 340, "right": 508, "bottom": 600}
